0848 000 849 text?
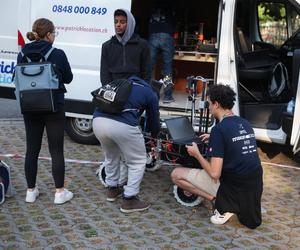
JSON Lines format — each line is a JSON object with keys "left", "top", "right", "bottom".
{"left": 52, "top": 5, "right": 107, "bottom": 15}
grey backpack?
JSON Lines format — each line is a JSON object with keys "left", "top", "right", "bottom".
{"left": 13, "top": 47, "right": 60, "bottom": 114}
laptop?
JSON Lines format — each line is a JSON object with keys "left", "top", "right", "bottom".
{"left": 164, "top": 116, "right": 203, "bottom": 145}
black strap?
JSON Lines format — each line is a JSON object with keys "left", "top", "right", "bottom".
{"left": 21, "top": 47, "right": 55, "bottom": 63}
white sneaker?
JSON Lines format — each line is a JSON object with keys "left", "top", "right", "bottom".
{"left": 54, "top": 189, "right": 73, "bottom": 204}
{"left": 25, "top": 188, "right": 39, "bottom": 203}
{"left": 210, "top": 209, "right": 234, "bottom": 225}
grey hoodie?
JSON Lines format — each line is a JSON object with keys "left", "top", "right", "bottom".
{"left": 115, "top": 8, "right": 136, "bottom": 45}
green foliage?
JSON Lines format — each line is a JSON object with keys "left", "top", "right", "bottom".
{"left": 258, "top": 2, "right": 286, "bottom": 23}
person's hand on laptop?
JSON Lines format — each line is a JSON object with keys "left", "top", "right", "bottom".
{"left": 185, "top": 142, "right": 201, "bottom": 158}
{"left": 199, "top": 133, "right": 210, "bottom": 144}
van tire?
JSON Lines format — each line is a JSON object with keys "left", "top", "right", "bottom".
{"left": 65, "top": 117, "right": 99, "bottom": 145}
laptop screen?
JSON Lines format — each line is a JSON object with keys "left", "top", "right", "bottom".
{"left": 165, "top": 117, "right": 196, "bottom": 141}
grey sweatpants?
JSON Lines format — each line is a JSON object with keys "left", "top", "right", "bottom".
{"left": 93, "top": 117, "right": 147, "bottom": 197}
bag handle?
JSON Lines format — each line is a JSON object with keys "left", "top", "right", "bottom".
{"left": 21, "top": 66, "right": 45, "bottom": 76}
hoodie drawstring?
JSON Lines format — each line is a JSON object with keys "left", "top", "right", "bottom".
{"left": 123, "top": 45, "right": 126, "bottom": 67}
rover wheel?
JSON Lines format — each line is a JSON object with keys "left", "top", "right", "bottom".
{"left": 96, "top": 163, "right": 107, "bottom": 187}
{"left": 145, "top": 152, "right": 161, "bottom": 172}
{"left": 173, "top": 185, "right": 202, "bottom": 207}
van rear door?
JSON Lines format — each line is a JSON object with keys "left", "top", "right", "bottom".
{"left": 291, "top": 67, "right": 300, "bottom": 154}
{"left": 293, "top": 129, "right": 300, "bottom": 154}
{"left": 285, "top": 24, "right": 300, "bottom": 153}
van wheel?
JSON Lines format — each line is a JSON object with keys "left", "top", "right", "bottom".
{"left": 173, "top": 185, "right": 203, "bottom": 207}
{"left": 65, "top": 117, "right": 99, "bottom": 145}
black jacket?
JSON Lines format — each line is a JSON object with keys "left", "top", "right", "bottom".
{"left": 100, "top": 34, "right": 151, "bottom": 84}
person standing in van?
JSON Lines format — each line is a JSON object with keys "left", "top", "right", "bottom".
{"left": 17, "top": 18, "right": 73, "bottom": 204}
{"left": 171, "top": 84, "right": 263, "bottom": 229}
{"left": 100, "top": 9, "right": 151, "bottom": 187}
{"left": 148, "top": 0, "right": 176, "bottom": 103}
{"left": 100, "top": 9, "right": 151, "bottom": 84}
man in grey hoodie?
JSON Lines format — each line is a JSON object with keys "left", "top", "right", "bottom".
{"left": 100, "top": 9, "right": 151, "bottom": 84}
{"left": 98, "top": 9, "right": 152, "bottom": 211}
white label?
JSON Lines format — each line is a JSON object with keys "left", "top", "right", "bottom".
{"left": 103, "top": 90, "right": 116, "bottom": 102}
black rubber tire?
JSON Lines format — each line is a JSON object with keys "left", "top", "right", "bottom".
{"left": 145, "top": 153, "right": 161, "bottom": 171}
{"left": 173, "top": 185, "right": 202, "bottom": 207}
{"left": 65, "top": 117, "right": 99, "bottom": 145}
{"left": 96, "top": 164, "right": 107, "bottom": 187}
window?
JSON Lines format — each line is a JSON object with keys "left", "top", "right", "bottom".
{"left": 257, "top": 2, "right": 287, "bottom": 46}
{"left": 291, "top": 8, "right": 300, "bottom": 35}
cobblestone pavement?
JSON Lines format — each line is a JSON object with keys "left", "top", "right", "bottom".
{"left": 0, "top": 120, "right": 300, "bottom": 250}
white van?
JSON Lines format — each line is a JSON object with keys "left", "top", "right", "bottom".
{"left": 0, "top": 0, "right": 299, "bottom": 155}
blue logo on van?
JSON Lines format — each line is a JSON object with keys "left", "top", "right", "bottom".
{"left": 0, "top": 61, "right": 15, "bottom": 83}
{"left": 0, "top": 61, "right": 15, "bottom": 74}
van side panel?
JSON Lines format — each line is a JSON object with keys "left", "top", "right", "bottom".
{"left": 291, "top": 71, "right": 300, "bottom": 145}
{"left": 0, "top": 0, "right": 19, "bottom": 92}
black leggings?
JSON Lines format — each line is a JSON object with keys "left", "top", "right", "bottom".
{"left": 24, "top": 107, "right": 65, "bottom": 189}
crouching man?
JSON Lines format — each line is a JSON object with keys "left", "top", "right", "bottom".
{"left": 93, "top": 77, "right": 160, "bottom": 213}
{"left": 171, "top": 84, "right": 263, "bottom": 229}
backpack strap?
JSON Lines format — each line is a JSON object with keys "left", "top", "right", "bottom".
{"left": 20, "top": 51, "right": 32, "bottom": 63}
{"left": 122, "top": 78, "right": 144, "bottom": 112}
{"left": 44, "top": 47, "right": 55, "bottom": 61}
{"left": 20, "top": 47, "right": 55, "bottom": 62}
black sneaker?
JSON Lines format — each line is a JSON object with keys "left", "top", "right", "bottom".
{"left": 162, "top": 75, "right": 174, "bottom": 92}
{"left": 162, "top": 96, "right": 175, "bottom": 103}
{"left": 120, "top": 196, "right": 150, "bottom": 213}
{"left": 107, "top": 186, "right": 123, "bottom": 202}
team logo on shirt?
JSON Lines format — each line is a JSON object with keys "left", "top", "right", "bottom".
{"left": 238, "top": 123, "right": 248, "bottom": 135}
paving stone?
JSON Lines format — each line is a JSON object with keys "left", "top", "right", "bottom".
{"left": 0, "top": 121, "right": 300, "bottom": 249}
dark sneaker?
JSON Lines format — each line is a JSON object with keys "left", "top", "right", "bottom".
{"left": 107, "top": 186, "right": 123, "bottom": 202}
{"left": 162, "top": 75, "right": 174, "bottom": 92}
{"left": 162, "top": 96, "right": 175, "bottom": 103}
{"left": 120, "top": 196, "right": 150, "bottom": 213}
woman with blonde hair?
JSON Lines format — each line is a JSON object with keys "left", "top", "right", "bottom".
{"left": 17, "top": 18, "right": 73, "bottom": 204}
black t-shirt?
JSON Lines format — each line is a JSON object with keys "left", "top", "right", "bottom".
{"left": 207, "top": 116, "right": 261, "bottom": 175}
